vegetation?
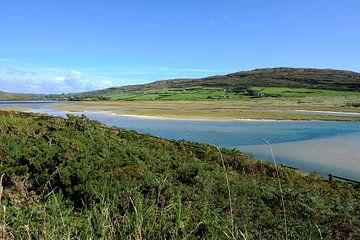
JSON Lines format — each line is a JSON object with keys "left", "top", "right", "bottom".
{"left": 54, "top": 87, "right": 360, "bottom": 102}
{"left": 1, "top": 110, "right": 359, "bottom": 239}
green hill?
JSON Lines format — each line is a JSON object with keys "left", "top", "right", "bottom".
{"left": 2, "top": 68, "right": 360, "bottom": 101}
{"left": 1, "top": 110, "right": 359, "bottom": 239}
{"left": 53, "top": 67, "right": 360, "bottom": 101}
{"left": 117, "top": 67, "right": 360, "bottom": 91}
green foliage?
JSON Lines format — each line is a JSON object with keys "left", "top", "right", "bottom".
{"left": 0, "top": 111, "right": 359, "bottom": 239}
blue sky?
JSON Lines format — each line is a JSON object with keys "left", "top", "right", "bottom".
{"left": 0, "top": 0, "right": 359, "bottom": 93}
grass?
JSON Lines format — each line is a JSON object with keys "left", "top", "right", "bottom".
{"left": 250, "top": 87, "right": 360, "bottom": 98}
{"left": 72, "top": 86, "right": 360, "bottom": 102}
{"left": 102, "top": 87, "right": 237, "bottom": 101}
{"left": 0, "top": 110, "right": 360, "bottom": 239}
{"left": 263, "top": 139, "right": 288, "bottom": 240}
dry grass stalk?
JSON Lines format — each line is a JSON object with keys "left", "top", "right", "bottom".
{"left": 263, "top": 139, "right": 288, "bottom": 240}
{"left": 213, "top": 146, "right": 247, "bottom": 240}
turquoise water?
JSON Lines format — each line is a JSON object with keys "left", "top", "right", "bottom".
{"left": 86, "top": 114, "right": 360, "bottom": 146}
{"left": 84, "top": 113, "right": 360, "bottom": 179}
{"left": 2, "top": 101, "right": 360, "bottom": 179}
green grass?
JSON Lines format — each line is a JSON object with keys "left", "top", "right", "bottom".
{"left": 251, "top": 87, "right": 360, "bottom": 98}
{"left": 1, "top": 110, "right": 360, "bottom": 239}
{"left": 109, "top": 87, "right": 236, "bottom": 101}
{"left": 65, "top": 86, "right": 360, "bottom": 104}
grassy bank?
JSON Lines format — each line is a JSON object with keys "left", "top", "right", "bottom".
{"left": 0, "top": 110, "right": 359, "bottom": 239}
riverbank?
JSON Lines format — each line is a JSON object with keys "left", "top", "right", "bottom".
{"left": 1, "top": 99, "right": 360, "bottom": 121}
{"left": 43, "top": 100, "right": 360, "bottom": 121}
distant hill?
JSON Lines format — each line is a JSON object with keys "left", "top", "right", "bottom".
{"left": 116, "top": 67, "right": 360, "bottom": 91}
{"left": 2, "top": 68, "right": 360, "bottom": 101}
{"left": 58, "top": 67, "right": 360, "bottom": 100}
{"left": 0, "top": 91, "right": 45, "bottom": 100}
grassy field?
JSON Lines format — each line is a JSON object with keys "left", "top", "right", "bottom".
{"left": 250, "top": 87, "right": 360, "bottom": 98}
{"left": 1, "top": 110, "right": 360, "bottom": 239}
{"left": 66, "top": 86, "right": 360, "bottom": 102}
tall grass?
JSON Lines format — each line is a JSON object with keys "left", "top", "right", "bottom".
{"left": 263, "top": 139, "right": 288, "bottom": 240}
{"left": 213, "top": 145, "right": 247, "bottom": 240}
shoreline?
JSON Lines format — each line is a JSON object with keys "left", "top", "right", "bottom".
{"left": 292, "top": 109, "right": 360, "bottom": 115}
{"left": 239, "top": 132, "right": 360, "bottom": 180}
{"left": 2, "top": 104, "right": 360, "bottom": 122}
{"left": 93, "top": 110, "right": 312, "bottom": 122}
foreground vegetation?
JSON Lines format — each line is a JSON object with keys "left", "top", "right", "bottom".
{"left": 0, "top": 111, "right": 359, "bottom": 239}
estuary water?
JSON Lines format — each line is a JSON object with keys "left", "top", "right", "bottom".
{"left": 1, "top": 101, "right": 360, "bottom": 180}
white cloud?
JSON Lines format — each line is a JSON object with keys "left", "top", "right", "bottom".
{"left": 64, "top": 70, "right": 83, "bottom": 89}
{"left": 70, "top": 70, "right": 81, "bottom": 75}
{"left": 0, "top": 58, "right": 235, "bottom": 94}
{"left": 0, "top": 67, "right": 117, "bottom": 94}
{"left": 53, "top": 76, "right": 65, "bottom": 81}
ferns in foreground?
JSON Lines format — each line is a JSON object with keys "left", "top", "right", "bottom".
{"left": 0, "top": 111, "right": 359, "bottom": 239}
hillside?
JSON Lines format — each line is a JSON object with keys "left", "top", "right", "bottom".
{"left": 1, "top": 110, "right": 359, "bottom": 239}
{"left": 117, "top": 67, "right": 360, "bottom": 91}
{"left": 0, "top": 91, "right": 44, "bottom": 100}
{"left": 56, "top": 68, "right": 360, "bottom": 101}
{"left": 2, "top": 68, "right": 360, "bottom": 101}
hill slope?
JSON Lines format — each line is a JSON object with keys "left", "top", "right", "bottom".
{"left": 117, "top": 67, "right": 360, "bottom": 91}
{"left": 53, "top": 67, "right": 360, "bottom": 101}
{"left": 0, "top": 91, "right": 45, "bottom": 100}
{"left": 2, "top": 68, "right": 360, "bottom": 101}
{"left": 1, "top": 110, "right": 359, "bottom": 239}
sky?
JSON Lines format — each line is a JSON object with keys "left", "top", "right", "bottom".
{"left": 0, "top": 0, "right": 359, "bottom": 94}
